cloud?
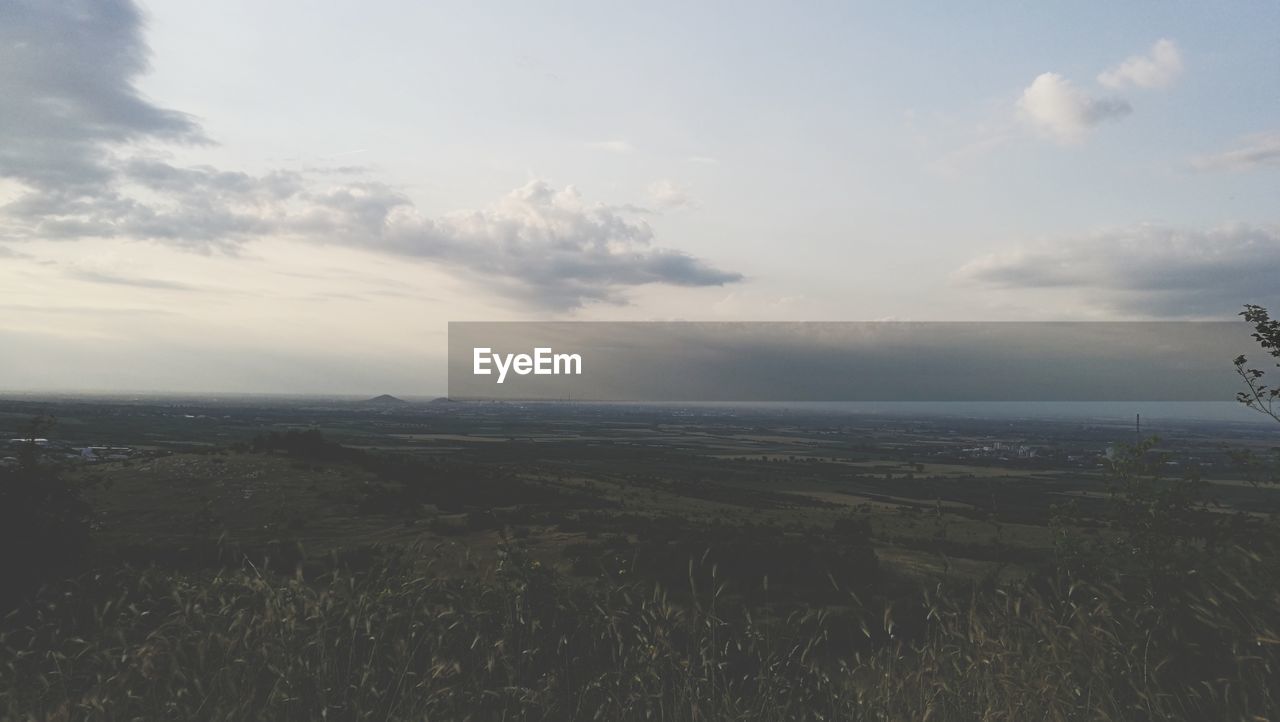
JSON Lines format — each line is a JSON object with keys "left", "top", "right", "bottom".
{"left": 305, "top": 179, "right": 742, "bottom": 308}
{"left": 2, "top": 159, "right": 301, "bottom": 252}
{"left": 0, "top": 0, "right": 741, "bottom": 310}
{"left": 1098, "top": 39, "right": 1183, "bottom": 90}
{"left": 647, "top": 180, "right": 699, "bottom": 210}
{"left": 67, "top": 269, "right": 202, "bottom": 291}
{"left": 9, "top": 161, "right": 742, "bottom": 307}
{"left": 1191, "top": 131, "right": 1280, "bottom": 172}
{"left": 1017, "top": 73, "right": 1131, "bottom": 143}
{"left": 1015, "top": 41, "right": 1181, "bottom": 144}
{"left": 0, "top": 0, "right": 203, "bottom": 191}
{"left": 958, "top": 223, "right": 1280, "bottom": 317}
{"left": 0, "top": 245, "right": 31, "bottom": 260}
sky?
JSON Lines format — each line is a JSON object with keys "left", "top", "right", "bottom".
{"left": 1, "top": 0, "right": 1278, "bottom": 394}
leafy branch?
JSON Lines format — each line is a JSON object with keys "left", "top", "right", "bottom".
{"left": 1234, "top": 304, "right": 1280, "bottom": 425}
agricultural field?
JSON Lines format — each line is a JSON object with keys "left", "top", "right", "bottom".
{"left": 3, "top": 396, "right": 1280, "bottom": 719}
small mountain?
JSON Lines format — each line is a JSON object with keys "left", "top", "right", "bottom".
{"left": 366, "top": 394, "right": 409, "bottom": 406}
{"left": 426, "top": 396, "right": 458, "bottom": 405}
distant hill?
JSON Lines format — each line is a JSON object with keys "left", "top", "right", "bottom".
{"left": 365, "top": 394, "right": 409, "bottom": 406}
{"left": 426, "top": 397, "right": 457, "bottom": 405}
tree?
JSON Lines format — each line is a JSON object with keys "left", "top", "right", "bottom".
{"left": 1052, "top": 305, "right": 1280, "bottom": 587}
{"left": 1233, "top": 304, "right": 1280, "bottom": 424}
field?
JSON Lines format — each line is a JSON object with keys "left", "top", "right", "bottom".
{"left": 2, "top": 396, "right": 1279, "bottom": 719}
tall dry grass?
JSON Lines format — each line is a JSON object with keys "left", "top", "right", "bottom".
{"left": 3, "top": 542, "right": 1277, "bottom": 721}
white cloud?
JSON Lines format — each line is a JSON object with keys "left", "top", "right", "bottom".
{"left": 1017, "top": 73, "right": 1131, "bottom": 143}
{"left": 1015, "top": 40, "right": 1182, "bottom": 144}
{"left": 646, "top": 180, "right": 698, "bottom": 210}
{"left": 1098, "top": 39, "right": 1183, "bottom": 90}
{"left": 5, "top": 165, "right": 743, "bottom": 308}
{"left": 1191, "top": 131, "right": 1280, "bottom": 172}
{"left": 958, "top": 223, "right": 1280, "bottom": 317}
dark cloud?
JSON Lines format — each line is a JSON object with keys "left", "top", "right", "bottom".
{"left": 0, "top": 245, "right": 31, "bottom": 259}
{"left": 958, "top": 223, "right": 1280, "bottom": 317}
{"left": 0, "top": 0, "right": 203, "bottom": 190}
{"left": 3, "top": 160, "right": 304, "bottom": 251}
{"left": 0, "top": 0, "right": 742, "bottom": 309}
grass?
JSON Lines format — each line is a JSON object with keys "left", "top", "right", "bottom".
{"left": 6, "top": 420, "right": 1277, "bottom": 720}
{"left": 75, "top": 453, "right": 388, "bottom": 552}
{"left": 3, "top": 540, "right": 1278, "bottom": 721}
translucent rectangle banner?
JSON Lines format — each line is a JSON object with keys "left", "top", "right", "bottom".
{"left": 447, "top": 322, "right": 1252, "bottom": 402}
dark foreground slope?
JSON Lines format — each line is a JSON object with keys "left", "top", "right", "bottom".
{"left": 1, "top": 400, "right": 1279, "bottom": 720}
{"left": 3, "top": 540, "right": 1278, "bottom": 721}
